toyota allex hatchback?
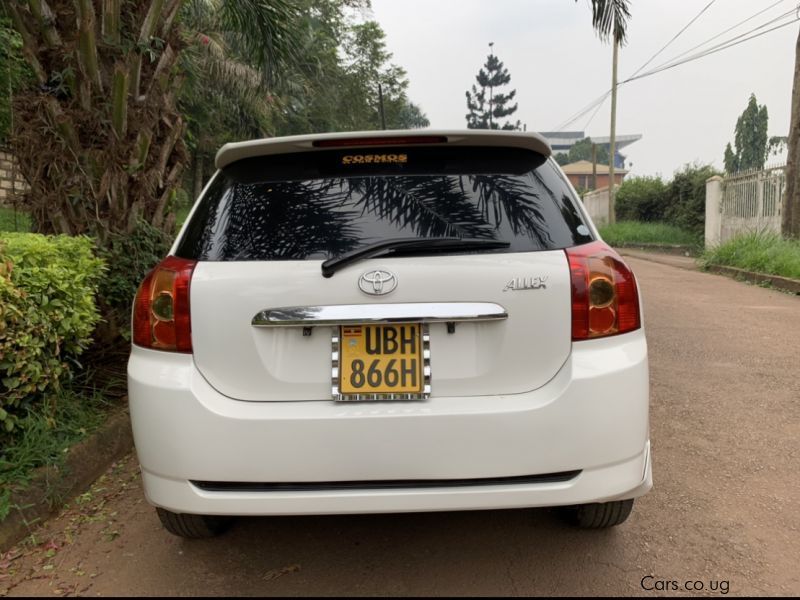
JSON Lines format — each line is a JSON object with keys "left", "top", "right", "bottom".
{"left": 128, "top": 130, "right": 651, "bottom": 538}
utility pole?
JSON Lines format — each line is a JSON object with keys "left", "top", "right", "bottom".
{"left": 378, "top": 84, "right": 387, "bottom": 130}
{"left": 488, "top": 42, "right": 494, "bottom": 129}
{"left": 591, "top": 143, "right": 598, "bottom": 191}
{"left": 608, "top": 38, "right": 619, "bottom": 224}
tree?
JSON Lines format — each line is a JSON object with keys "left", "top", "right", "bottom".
{"left": 269, "top": 13, "right": 429, "bottom": 137}
{"left": 555, "top": 137, "right": 611, "bottom": 166}
{"left": 339, "top": 20, "right": 429, "bottom": 131}
{"left": 580, "top": 0, "right": 631, "bottom": 224}
{"left": 723, "top": 94, "right": 769, "bottom": 173}
{"left": 465, "top": 44, "right": 520, "bottom": 130}
{"left": 784, "top": 26, "right": 800, "bottom": 238}
{"left": 584, "top": 0, "right": 630, "bottom": 43}
{"left": 5, "top": 0, "right": 303, "bottom": 240}
{"left": 0, "top": 18, "right": 29, "bottom": 142}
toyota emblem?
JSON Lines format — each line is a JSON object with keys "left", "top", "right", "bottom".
{"left": 359, "top": 270, "right": 397, "bottom": 296}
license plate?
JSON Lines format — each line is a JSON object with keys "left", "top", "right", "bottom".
{"left": 335, "top": 324, "right": 429, "bottom": 400}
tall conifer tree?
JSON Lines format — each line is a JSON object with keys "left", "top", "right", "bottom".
{"left": 465, "top": 44, "right": 520, "bottom": 130}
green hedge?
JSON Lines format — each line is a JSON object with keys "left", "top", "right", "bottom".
{"left": 95, "top": 221, "right": 171, "bottom": 342}
{"left": 663, "top": 164, "right": 720, "bottom": 236}
{"left": 615, "top": 176, "right": 669, "bottom": 223}
{"left": 0, "top": 233, "right": 104, "bottom": 437}
{"left": 614, "top": 164, "right": 721, "bottom": 236}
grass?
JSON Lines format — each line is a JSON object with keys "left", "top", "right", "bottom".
{"left": 701, "top": 232, "right": 800, "bottom": 280}
{"left": 0, "top": 377, "right": 118, "bottom": 521}
{"left": 598, "top": 221, "right": 700, "bottom": 247}
{"left": 0, "top": 207, "right": 31, "bottom": 232}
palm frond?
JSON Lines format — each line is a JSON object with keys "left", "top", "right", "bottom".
{"left": 216, "top": 0, "right": 303, "bottom": 86}
{"left": 587, "top": 0, "right": 630, "bottom": 45}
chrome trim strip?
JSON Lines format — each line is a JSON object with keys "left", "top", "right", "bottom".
{"left": 331, "top": 330, "right": 341, "bottom": 400}
{"left": 254, "top": 302, "right": 507, "bottom": 327}
{"left": 332, "top": 324, "right": 431, "bottom": 402}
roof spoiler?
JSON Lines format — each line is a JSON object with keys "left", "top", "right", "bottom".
{"left": 215, "top": 130, "right": 552, "bottom": 170}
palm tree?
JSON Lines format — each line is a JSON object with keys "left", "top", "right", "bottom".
{"left": 586, "top": 0, "right": 630, "bottom": 44}
{"left": 583, "top": 0, "right": 630, "bottom": 222}
{"left": 4, "top": 0, "right": 302, "bottom": 240}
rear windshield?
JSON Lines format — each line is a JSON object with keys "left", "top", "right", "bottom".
{"left": 175, "top": 145, "right": 593, "bottom": 261}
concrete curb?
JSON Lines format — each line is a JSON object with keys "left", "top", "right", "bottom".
{"left": 612, "top": 242, "right": 696, "bottom": 257}
{"left": 704, "top": 264, "right": 800, "bottom": 295}
{"left": 0, "top": 406, "right": 133, "bottom": 553}
{"left": 617, "top": 249, "right": 699, "bottom": 271}
{"left": 618, "top": 249, "right": 800, "bottom": 295}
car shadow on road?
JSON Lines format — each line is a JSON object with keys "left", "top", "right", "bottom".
{"left": 168, "top": 508, "right": 629, "bottom": 596}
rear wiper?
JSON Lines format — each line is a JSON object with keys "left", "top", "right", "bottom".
{"left": 322, "top": 237, "right": 510, "bottom": 278}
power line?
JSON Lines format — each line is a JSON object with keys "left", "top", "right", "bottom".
{"left": 552, "top": 3, "right": 799, "bottom": 131}
{"left": 656, "top": 0, "right": 790, "bottom": 66}
{"left": 582, "top": 93, "right": 608, "bottom": 131}
{"left": 625, "top": 11, "right": 799, "bottom": 84}
{"left": 553, "top": 90, "right": 611, "bottom": 131}
{"left": 629, "top": 0, "right": 718, "bottom": 79}
{"left": 552, "top": 0, "right": 721, "bottom": 131}
{"left": 632, "top": 5, "right": 799, "bottom": 80}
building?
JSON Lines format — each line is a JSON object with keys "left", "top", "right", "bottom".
{"left": 538, "top": 131, "right": 642, "bottom": 169}
{"left": 560, "top": 160, "right": 627, "bottom": 191}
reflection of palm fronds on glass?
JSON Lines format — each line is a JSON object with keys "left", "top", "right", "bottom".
{"left": 346, "top": 176, "right": 497, "bottom": 240}
{"left": 469, "top": 175, "right": 552, "bottom": 247}
{"left": 221, "top": 181, "right": 361, "bottom": 260}
{"left": 190, "top": 180, "right": 227, "bottom": 259}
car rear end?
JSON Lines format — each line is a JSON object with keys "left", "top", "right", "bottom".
{"left": 128, "top": 130, "right": 651, "bottom": 534}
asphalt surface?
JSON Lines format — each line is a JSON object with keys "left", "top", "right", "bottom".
{"left": 2, "top": 257, "right": 799, "bottom": 597}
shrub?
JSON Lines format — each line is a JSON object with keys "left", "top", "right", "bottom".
{"left": 95, "top": 221, "right": 171, "bottom": 342}
{"left": 663, "top": 163, "right": 721, "bottom": 236}
{"left": 0, "top": 234, "right": 104, "bottom": 437}
{"left": 615, "top": 176, "right": 668, "bottom": 222}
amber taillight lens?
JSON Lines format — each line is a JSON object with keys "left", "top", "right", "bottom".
{"left": 566, "top": 241, "right": 641, "bottom": 340}
{"left": 132, "top": 256, "right": 196, "bottom": 352}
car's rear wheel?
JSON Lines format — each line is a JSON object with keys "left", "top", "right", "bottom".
{"left": 560, "top": 499, "right": 634, "bottom": 529}
{"left": 156, "top": 507, "right": 233, "bottom": 538}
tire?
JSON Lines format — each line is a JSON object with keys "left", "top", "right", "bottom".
{"left": 156, "top": 507, "right": 233, "bottom": 539}
{"left": 560, "top": 499, "right": 634, "bottom": 529}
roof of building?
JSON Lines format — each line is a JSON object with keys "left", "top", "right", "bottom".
{"left": 560, "top": 160, "right": 628, "bottom": 175}
{"left": 538, "top": 131, "right": 642, "bottom": 152}
{"left": 589, "top": 134, "right": 643, "bottom": 149}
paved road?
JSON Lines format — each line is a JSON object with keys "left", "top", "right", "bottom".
{"left": 2, "top": 257, "right": 799, "bottom": 597}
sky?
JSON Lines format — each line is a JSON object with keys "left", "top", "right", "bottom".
{"left": 368, "top": 0, "right": 796, "bottom": 178}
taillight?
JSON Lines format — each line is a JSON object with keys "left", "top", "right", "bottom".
{"left": 566, "top": 241, "right": 640, "bottom": 341}
{"left": 132, "top": 256, "right": 196, "bottom": 352}
{"left": 312, "top": 135, "right": 447, "bottom": 148}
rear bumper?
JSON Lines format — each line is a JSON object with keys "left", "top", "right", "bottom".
{"left": 128, "top": 329, "right": 651, "bottom": 516}
{"left": 140, "top": 444, "right": 650, "bottom": 516}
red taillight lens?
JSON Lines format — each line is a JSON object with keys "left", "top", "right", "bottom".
{"left": 132, "top": 256, "right": 196, "bottom": 352}
{"left": 566, "top": 241, "right": 640, "bottom": 341}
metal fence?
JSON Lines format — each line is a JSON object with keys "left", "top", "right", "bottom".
{"left": 719, "top": 164, "right": 785, "bottom": 242}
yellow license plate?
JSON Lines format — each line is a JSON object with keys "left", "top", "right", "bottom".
{"left": 339, "top": 324, "right": 423, "bottom": 396}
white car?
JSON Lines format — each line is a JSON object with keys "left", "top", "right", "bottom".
{"left": 128, "top": 130, "right": 651, "bottom": 538}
